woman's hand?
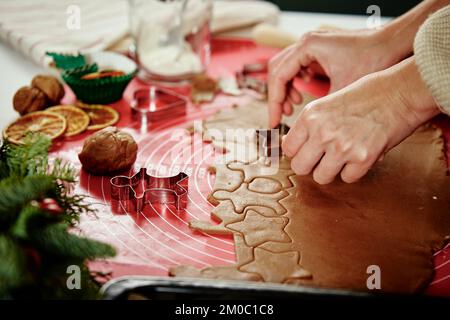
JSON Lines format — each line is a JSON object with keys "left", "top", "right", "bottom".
{"left": 268, "top": 28, "right": 404, "bottom": 128}
{"left": 282, "top": 57, "right": 440, "bottom": 184}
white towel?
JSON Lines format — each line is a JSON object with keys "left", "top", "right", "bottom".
{"left": 0, "top": 0, "right": 279, "bottom": 66}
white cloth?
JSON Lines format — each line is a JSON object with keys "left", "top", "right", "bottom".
{"left": 0, "top": 0, "right": 279, "bottom": 67}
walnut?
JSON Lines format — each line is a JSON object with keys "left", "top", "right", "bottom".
{"left": 78, "top": 126, "right": 138, "bottom": 175}
{"left": 13, "top": 86, "right": 48, "bottom": 115}
{"left": 31, "top": 75, "right": 64, "bottom": 104}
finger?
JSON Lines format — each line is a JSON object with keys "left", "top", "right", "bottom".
{"left": 312, "top": 151, "right": 346, "bottom": 185}
{"left": 268, "top": 46, "right": 297, "bottom": 99}
{"left": 290, "top": 139, "right": 325, "bottom": 176}
{"left": 282, "top": 121, "right": 308, "bottom": 158}
{"left": 269, "top": 45, "right": 296, "bottom": 72}
{"left": 268, "top": 45, "right": 315, "bottom": 125}
{"left": 340, "top": 162, "right": 372, "bottom": 184}
{"left": 283, "top": 100, "right": 293, "bottom": 116}
{"left": 268, "top": 47, "right": 297, "bottom": 128}
{"left": 288, "top": 85, "right": 302, "bottom": 105}
{"left": 268, "top": 101, "right": 283, "bottom": 128}
{"left": 340, "top": 136, "right": 386, "bottom": 183}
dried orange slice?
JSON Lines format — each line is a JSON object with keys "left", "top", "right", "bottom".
{"left": 45, "top": 105, "right": 90, "bottom": 136}
{"left": 77, "top": 104, "right": 119, "bottom": 130}
{"left": 3, "top": 111, "right": 67, "bottom": 144}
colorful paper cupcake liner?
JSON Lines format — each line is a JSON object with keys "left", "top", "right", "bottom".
{"left": 47, "top": 52, "right": 136, "bottom": 104}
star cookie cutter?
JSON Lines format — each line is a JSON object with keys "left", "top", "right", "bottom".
{"left": 110, "top": 168, "right": 189, "bottom": 212}
{"left": 256, "top": 123, "right": 290, "bottom": 158}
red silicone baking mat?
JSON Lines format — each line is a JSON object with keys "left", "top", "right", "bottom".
{"left": 49, "top": 38, "right": 450, "bottom": 296}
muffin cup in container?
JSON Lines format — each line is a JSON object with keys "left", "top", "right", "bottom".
{"left": 59, "top": 52, "right": 137, "bottom": 104}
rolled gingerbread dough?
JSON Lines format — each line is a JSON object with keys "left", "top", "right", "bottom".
{"left": 171, "top": 98, "right": 450, "bottom": 294}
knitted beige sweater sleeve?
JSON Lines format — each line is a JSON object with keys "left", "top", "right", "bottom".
{"left": 414, "top": 5, "right": 450, "bottom": 115}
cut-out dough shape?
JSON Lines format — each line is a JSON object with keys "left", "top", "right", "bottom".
{"left": 248, "top": 177, "right": 282, "bottom": 193}
{"left": 213, "top": 183, "right": 288, "bottom": 214}
{"left": 207, "top": 164, "right": 243, "bottom": 192}
{"left": 190, "top": 200, "right": 280, "bottom": 235}
{"left": 169, "top": 234, "right": 258, "bottom": 279}
{"left": 233, "top": 233, "right": 255, "bottom": 266}
{"left": 228, "top": 158, "right": 294, "bottom": 188}
{"left": 169, "top": 265, "right": 262, "bottom": 281}
{"left": 189, "top": 200, "right": 243, "bottom": 234}
{"left": 239, "top": 248, "right": 311, "bottom": 283}
{"left": 227, "top": 210, "right": 291, "bottom": 247}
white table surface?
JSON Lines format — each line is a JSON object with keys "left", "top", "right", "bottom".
{"left": 0, "top": 11, "right": 390, "bottom": 130}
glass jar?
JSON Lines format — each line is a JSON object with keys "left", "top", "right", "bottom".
{"left": 129, "top": 0, "right": 212, "bottom": 84}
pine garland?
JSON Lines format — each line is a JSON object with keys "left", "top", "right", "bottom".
{"left": 0, "top": 134, "right": 116, "bottom": 299}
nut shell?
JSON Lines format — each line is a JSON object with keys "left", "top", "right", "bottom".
{"left": 78, "top": 126, "right": 138, "bottom": 175}
{"left": 31, "top": 75, "right": 64, "bottom": 104}
{"left": 13, "top": 86, "right": 48, "bottom": 115}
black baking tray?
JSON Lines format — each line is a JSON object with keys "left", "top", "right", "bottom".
{"left": 100, "top": 276, "right": 449, "bottom": 302}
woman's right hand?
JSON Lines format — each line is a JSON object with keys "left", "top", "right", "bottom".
{"left": 281, "top": 57, "right": 439, "bottom": 185}
{"left": 268, "top": 28, "right": 403, "bottom": 128}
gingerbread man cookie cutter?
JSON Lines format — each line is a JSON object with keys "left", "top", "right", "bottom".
{"left": 110, "top": 168, "right": 189, "bottom": 212}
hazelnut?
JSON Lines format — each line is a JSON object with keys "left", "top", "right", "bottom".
{"left": 31, "top": 75, "right": 64, "bottom": 104}
{"left": 13, "top": 86, "right": 48, "bottom": 115}
{"left": 78, "top": 126, "right": 138, "bottom": 175}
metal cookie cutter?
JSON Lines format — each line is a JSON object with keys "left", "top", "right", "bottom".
{"left": 236, "top": 62, "right": 268, "bottom": 95}
{"left": 131, "top": 87, "right": 188, "bottom": 123}
{"left": 256, "top": 123, "right": 290, "bottom": 158}
{"left": 110, "top": 168, "right": 189, "bottom": 212}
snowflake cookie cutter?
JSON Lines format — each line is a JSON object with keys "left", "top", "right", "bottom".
{"left": 110, "top": 168, "right": 189, "bottom": 212}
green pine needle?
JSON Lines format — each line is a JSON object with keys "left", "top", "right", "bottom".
{"left": 0, "top": 175, "right": 54, "bottom": 226}
{"left": 0, "top": 235, "right": 30, "bottom": 293}
{"left": 3, "top": 134, "right": 51, "bottom": 177}
{"left": 31, "top": 223, "right": 116, "bottom": 260}
{"left": 49, "top": 158, "right": 77, "bottom": 183}
{"left": 10, "top": 205, "right": 47, "bottom": 239}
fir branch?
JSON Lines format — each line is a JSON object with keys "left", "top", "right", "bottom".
{"left": 0, "top": 132, "right": 117, "bottom": 299}
{"left": 49, "top": 158, "right": 77, "bottom": 183}
{"left": 0, "top": 175, "right": 54, "bottom": 226}
{"left": 4, "top": 134, "right": 51, "bottom": 177}
{"left": 0, "top": 140, "right": 11, "bottom": 179}
{"left": 0, "top": 235, "right": 30, "bottom": 294}
{"left": 31, "top": 223, "right": 116, "bottom": 260}
{"left": 10, "top": 205, "right": 47, "bottom": 240}
{"left": 43, "top": 182, "right": 95, "bottom": 225}
{"left": 57, "top": 193, "right": 95, "bottom": 224}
